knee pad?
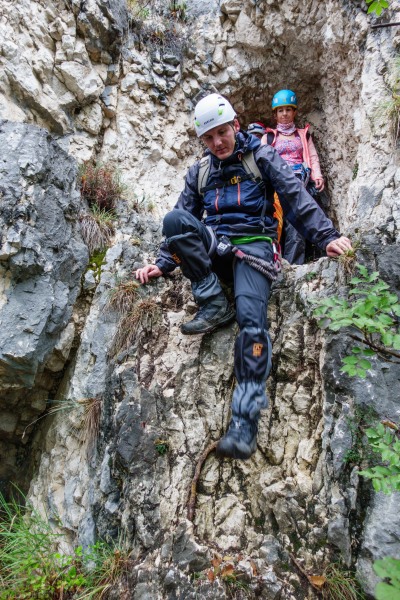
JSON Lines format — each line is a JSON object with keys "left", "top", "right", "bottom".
{"left": 234, "top": 327, "right": 272, "bottom": 383}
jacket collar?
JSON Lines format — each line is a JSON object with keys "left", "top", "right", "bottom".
{"left": 209, "top": 130, "right": 261, "bottom": 168}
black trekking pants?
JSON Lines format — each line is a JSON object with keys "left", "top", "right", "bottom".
{"left": 163, "top": 209, "right": 272, "bottom": 384}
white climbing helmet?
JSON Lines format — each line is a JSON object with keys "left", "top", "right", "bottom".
{"left": 194, "top": 93, "right": 236, "bottom": 137}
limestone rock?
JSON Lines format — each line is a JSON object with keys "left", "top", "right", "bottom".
{"left": 0, "top": 0, "right": 399, "bottom": 598}
{"left": 0, "top": 120, "right": 88, "bottom": 484}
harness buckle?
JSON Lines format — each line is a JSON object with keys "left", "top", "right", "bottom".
{"left": 273, "top": 241, "right": 282, "bottom": 272}
{"left": 230, "top": 175, "right": 241, "bottom": 185}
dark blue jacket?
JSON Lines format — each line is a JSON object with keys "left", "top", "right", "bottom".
{"left": 156, "top": 132, "right": 340, "bottom": 274}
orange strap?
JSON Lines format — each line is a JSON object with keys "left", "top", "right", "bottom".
{"left": 273, "top": 192, "right": 283, "bottom": 242}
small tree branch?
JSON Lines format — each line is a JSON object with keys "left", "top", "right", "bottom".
{"left": 348, "top": 334, "right": 400, "bottom": 361}
{"left": 187, "top": 441, "right": 218, "bottom": 522}
{"left": 371, "top": 22, "right": 400, "bottom": 29}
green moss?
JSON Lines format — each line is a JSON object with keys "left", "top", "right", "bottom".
{"left": 344, "top": 405, "right": 379, "bottom": 467}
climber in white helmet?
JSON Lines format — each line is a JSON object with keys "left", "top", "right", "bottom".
{"left": 136, "top": 92, "right": 352, "bottom": 460}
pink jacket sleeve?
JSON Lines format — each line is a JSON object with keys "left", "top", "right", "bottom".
{"left": 307, "top": 135, "right": 323, "bottom": 181}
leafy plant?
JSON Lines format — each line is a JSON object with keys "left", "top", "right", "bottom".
{"left": 358, "top": 422, "right": 400, "bottom": 493}
{"left": 88, "top": 249, "right": 108, "bottom": 281}
{"left": 313, "top": 264, "right": 400, "bottom": 378}
{"left": 356, "top": 421, "right": 400, "bottom": 599}
{"left": 365, "top": 0, "right": 390, "bottom": 16}
{"left": 374, "top": 557, "right": 400, "bottom": 600}
{"left": 0, "top": 492, "right": 83, "bottom": 599}
{"left": 305, "top": 271, "right": 318, "bottom": 282}
{"left": 80, "top": 206, "right": 115, "bottom": 254}
{"left": 79, "top": 162, "right": 126, "bottom": 211}
{"left": 154, "top": 438, "right": 169, "bottom": 455}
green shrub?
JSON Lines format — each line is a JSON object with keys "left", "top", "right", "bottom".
{"left": 313, "top": 264, "right": 400, "bottom": 378}
{"left": 358, "top": 422, "right": 400, "bottom": 494}
{"left": 374, "top": 557, "right": 400, "bottom": 600}
{"left": 343, "top": 405, "right": 378, "bottom": 465}
{"left": 154, "top": 439, "right": 169, "bottom": 455}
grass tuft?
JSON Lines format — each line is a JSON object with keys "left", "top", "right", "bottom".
{"left": 106, "top": 279, "right": 140, "bottom": 315}
{"left": 0, "top": 491, "right": 131, "bottom": 599}
{"left": 322, "top": 564, "right": 365, "bottom": 600}
{"left": 80, "top": 206, "right": 115, "bottom": 254}
{"left": 79, "top": 163, "right": 126, "bottom": 211}
{"left": 111, "top": 298, "right": 161, "bottom": 356}
{"left": 74, "top": 397, "right": 102, "bottom": 453}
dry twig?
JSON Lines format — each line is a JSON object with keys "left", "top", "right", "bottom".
{"left": 187, "top": 441, "right": 218, "bottom": 522}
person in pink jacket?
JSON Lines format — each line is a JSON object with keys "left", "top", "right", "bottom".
{"left": 262, "top": 89, "right": 328, "bottom": 264}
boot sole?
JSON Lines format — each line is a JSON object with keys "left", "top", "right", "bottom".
{"left": 180, "top": 310, "right": 236, "bottom": 335}
{"left": 216, "top": 441, "right": 256, "bottom": 460}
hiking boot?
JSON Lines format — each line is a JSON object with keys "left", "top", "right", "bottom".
{"left": 180, "top": 294, "right": 235, "bottom": 335}
{"left": 216, "top": 416, "right": 258, "bottom": 460}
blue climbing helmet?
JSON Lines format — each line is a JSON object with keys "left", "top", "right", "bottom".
{"left": 272, "top": 89, "right": 298, "bottom": 110}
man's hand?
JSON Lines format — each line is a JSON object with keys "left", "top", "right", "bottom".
{"left": 314, "top": 178, "right": 324, "bottom": 191}
{"left": 135, "top": 264, "right": 163, "bottom": 284}
{"left": 326, "top": 236, "right": 353, "bottom": 257}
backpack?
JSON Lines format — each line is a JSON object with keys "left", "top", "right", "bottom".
{"left": 197, "top": 150, "right": 283, "bottom": 242}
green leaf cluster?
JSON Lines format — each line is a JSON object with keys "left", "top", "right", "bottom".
{"left": 313, "top": 264, "right": 400, "bottom": 378}
{"left": 358, "top": 423, "right": 400, "bottom": 494}
{"left": 365, "top": 0, "right": 390, "bottom": 16}
{"left": 374, "top": 557, "right": 400, "bottom": 600}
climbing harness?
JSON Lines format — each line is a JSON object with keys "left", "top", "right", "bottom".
{"left": 292, "top": 163, "right": 312, "bottom": 187}
{"left": 216, "top": 235, "right": 281, "bottom": 282}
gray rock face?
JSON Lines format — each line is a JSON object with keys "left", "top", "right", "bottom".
{"left": 0, "top": 120, "right": 88, "bottom": 484}
{"left": 0, "top": 0, "right": 399, "bottom": 598}
{"left": 72, "top": 0, "right": 129, "bottom": 61}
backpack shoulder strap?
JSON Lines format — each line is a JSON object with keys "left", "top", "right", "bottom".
{"left": 198, "top": 155, "right": 211, "bottom": 196}
{"left": 241, "top": 150, "right": 263, "bottom": 182}
{"left": 266, "top": 132, "right": 274, "bottom": 145}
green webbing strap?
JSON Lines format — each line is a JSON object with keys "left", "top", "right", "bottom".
{"left": 230, "top": 235, "right": 273, "bottom": 245}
